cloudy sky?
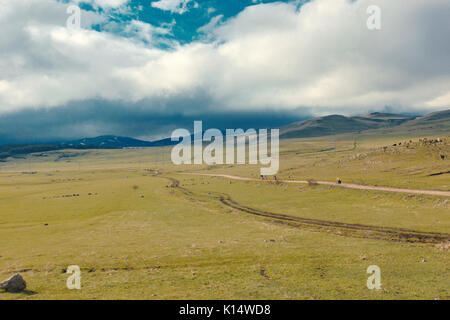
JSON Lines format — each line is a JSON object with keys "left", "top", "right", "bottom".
{"left": 0, "top": 0, "right": 449, "bottom": 143}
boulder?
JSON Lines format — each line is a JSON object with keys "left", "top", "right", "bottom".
{"left": 0, "top": 274, "right": 27, "bottom": 292}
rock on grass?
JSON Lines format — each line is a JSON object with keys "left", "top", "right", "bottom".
{"left": 0, "top": 274, "right": 27, "bottom": 292}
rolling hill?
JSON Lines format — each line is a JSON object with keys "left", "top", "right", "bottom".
{"left": 362, "top": 109, "right": 450, "bottom": 137}
{"left": 279, "top": 112, "right": 418, "bottom": 139}
{"left": 0, "top": 109, "right": 448, "bottom": 160}
{"left": 0, "top": 144, "right": 62, "bottom": 161}
{"left": 398, "top": 109, "right": 450, "bottom": 129}
{"left": 60, "top": 135, "right": 155, "bottom": 148}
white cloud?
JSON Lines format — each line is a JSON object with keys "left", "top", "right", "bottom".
{"left": 0, "top": 0, "right": 449, "bottom": 116}
{"left": 94, "top": 0, "right": 128, "bottom": 8}
{"left": 197, "top": 15, "right": 223, "bottom": 35}
{"left": 151, "top": 0, "right": 195, "bottom": 15}
{"left": 77, "top": 0, "right": 129, "bottom": 9}
{"left": 124, "top": 19, "right": 175, "bottom": 44}
{"left": 426, "top": 91, "right": 450, "bottom": 108}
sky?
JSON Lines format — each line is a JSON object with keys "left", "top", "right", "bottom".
{"left": 0, "top": 0, "right": 449, "bottom": 143}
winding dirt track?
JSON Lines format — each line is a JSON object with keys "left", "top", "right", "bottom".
{"left": 166, "top": 176, "right": 450, "bottom": 244}
{"left": 184, "top": 173, "right": 450, "bottom": 197}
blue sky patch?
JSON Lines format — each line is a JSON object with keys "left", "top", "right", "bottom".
{"left": 62, "top": 0, "right": 302, "bottom": 46}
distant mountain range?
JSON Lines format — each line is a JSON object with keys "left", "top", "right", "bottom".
{"left": 395, "top": 109, "right": 450, "bottom": 129}
{"left": 0, "top": 135, "right": 181, "bottom": 160}
{"left": 60, "top": 135, "right": 166, "bottom": 149}
{"left": 0, "top": 109, "right": 448, "bottom": 160}
{"left": 279, "top": 112, "right": 417, "bottom": 139}
{"left": 279, "top": 109, "right": 450, "bottom": 139}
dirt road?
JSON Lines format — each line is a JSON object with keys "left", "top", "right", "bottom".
{"left": 184, "top": 173, "right": 450, "bottom": 197}
{"left": 166, "top": 176, "right": 450, "bottom": 244}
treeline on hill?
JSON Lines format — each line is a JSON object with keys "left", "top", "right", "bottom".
{"left": 0, "top": 144, "right": 60, "bottom": 160}
{"left": 0, "top": 144, "right": 118, "bottom": 160}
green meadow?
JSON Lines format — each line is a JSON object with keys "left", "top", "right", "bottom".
{"left": 0, "top": 133, "right": 449, "bottom": 299}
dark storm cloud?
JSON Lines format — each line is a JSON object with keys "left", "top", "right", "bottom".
{"left": 2, "top": 0, "right": 448, "bottom": 145}
{"left": 0, "top": 99, "right": 310, "bottom": 144}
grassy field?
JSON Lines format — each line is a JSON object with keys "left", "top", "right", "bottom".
{"left": 0, "top": 133, "right": 449, "bottom": 299}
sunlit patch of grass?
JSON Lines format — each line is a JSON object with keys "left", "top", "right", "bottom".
{"left": 0, "top": 133, "right": 449, "bottom": 299}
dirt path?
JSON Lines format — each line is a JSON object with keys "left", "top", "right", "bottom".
{"left": 166, "top": 176, "right": 450, "bottom": 244}
{"left": 183, "top": 173, "right": 450, "bottom": 197}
